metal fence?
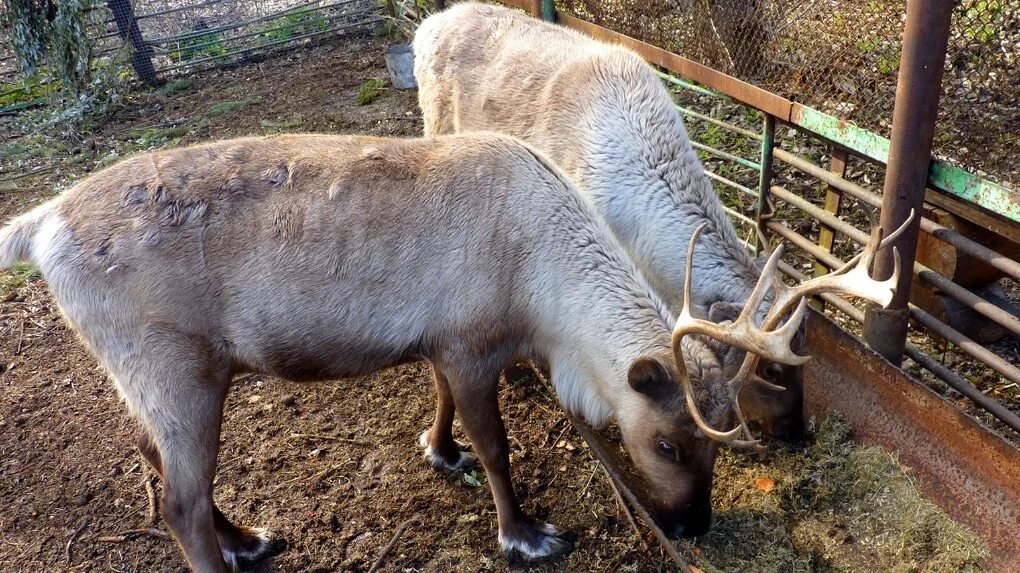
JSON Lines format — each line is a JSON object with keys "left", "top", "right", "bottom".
{"left": 499, "top": 0, "right": 1020, "bottom": 440}
{"left": 556, "top": 0, "right": 1019, "bottom": 191}
{"left": 0, "top": 0, "right": 382, "bottom": 99}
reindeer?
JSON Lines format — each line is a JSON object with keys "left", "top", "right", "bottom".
{"left": 414, "top": 2, "right": 807, "bottom": 440}
{"left": 0, "top": 132, "right": 904, "bottom": 571}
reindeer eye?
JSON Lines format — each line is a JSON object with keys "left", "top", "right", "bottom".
{"left": 762, "top": 363, "right": 784, "bottom": 383}
{"left": 656, "top": 439, "right": 676, "bottom": 458}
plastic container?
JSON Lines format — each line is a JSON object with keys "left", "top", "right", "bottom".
{"left": 384, "top": 43, "right": 416, "bottom": 90}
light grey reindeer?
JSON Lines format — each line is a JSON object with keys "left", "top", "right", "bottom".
{"left": 0, "top": 132, "right": 903, "bottom": 571}
{"left": 414, "top": 2, "right": 811, "bottom": 440}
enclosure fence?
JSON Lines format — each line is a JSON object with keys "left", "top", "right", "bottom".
{"left": 492, "top": 0, "right": 1020, "bottom": 442}
{"left": 0, "top": 0, "right": 383, "bottom": 106}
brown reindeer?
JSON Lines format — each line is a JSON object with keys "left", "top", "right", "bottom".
{"left": 0, "top": 132, "right": 903, "bottom": 571}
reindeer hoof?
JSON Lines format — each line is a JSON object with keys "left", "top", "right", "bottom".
{"left": 221, "top": 527, "right": 286, "bottom": 572}
{"left": 418, "top": 430, "right": 477, "bottom": 473}
{"left": 500, "top": 522, "right": 575, "bottom": 562}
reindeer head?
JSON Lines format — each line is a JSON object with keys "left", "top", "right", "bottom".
{"left": 619, "top": 212, "right": 911, "bottom": 538}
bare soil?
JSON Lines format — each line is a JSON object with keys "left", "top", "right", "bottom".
{"left": 0, "top": 35, "right": 986, "bottom": 573}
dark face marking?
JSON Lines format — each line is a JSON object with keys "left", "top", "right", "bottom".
{"left": 624, "top": 355, "right": 722, "bottom": 538}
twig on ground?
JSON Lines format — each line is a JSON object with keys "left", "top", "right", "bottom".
{"left": 64, "top": 519, "right": 89, "bottom": 564}
{"left": 546, "top": 421, "right": 572, "bottom": 452}
{"left": 577, "top": 462, "right": 600, "bottom": 500}
{"left": 603, "top": 465, "right": 642, "bottom": 541}
{"left": 15, "top": 320, "right": 25, "bottom": 354}
{"left": 144, "top": 475, "right": 159, "bottom": 526}
{"left": 367, "top": 515, "right": 421, "bottom": 573}
{"left": 0, "top": 165, "right": 55, "bottom": 184}
{"left": 289, "top": 432, "right": 370, "bottom": 445}
{"left": 96, "top": 528, "right": 171, "bottom": 543}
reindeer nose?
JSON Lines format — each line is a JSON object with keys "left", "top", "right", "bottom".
{"left": 664, "top": 504, "right": 712, "bottom": 539}
{"left": 769, "top": 414, "right": 807, "bottom": 442}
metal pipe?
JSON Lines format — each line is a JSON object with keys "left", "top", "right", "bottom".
{"left": 704, "top": 170, "right": 756, "bottom": 199}
{"left": 769, "top": 185, "right": 862, "bottom": 239}
{"left": 864, "top": 0, "right": 955, "bottom": 365}
{"left": 690, "top": 141, "right": 761, "bottom": 171}
{"left": 656, "top": 71, "right": 729, "bottom": 100}
{"left": 675, "top": 104, "right": 762, "bottom": 140}
{"left": 904, "top": 344, "right": 1020, "bottom": 434}
{"left": 767, "top": 194, "right": 1020, "bottom": 338}
{"left": 541, "top": 0, "right": 555, "bottom": 21}
{"left": 908, "top": 304, "right": 1020, "bottom": 387}
{"left": 755, "top": 114, "right": 776, "bottom": 254}
{"left": 775, "top": 147, "right": 1020, "bottom": 282}
{"left": 145, "top": 0, "right": 350, "bottom": 45}
{"left": 149, "top": 6, "right": 364, "bottom": 56}
{"left": 768, "top": 219, "right": 1020, "bottom": 387}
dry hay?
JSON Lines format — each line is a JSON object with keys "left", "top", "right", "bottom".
{"left": 688, "top": 416, "right": 988, "bottom": 572}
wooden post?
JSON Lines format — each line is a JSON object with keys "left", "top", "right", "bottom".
{"left": 107, "top": 0, "right": 159, "bottom": 86}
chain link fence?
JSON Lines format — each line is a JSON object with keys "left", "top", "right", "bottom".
{"left": 556, "top": 0, "right": 1018, "bottom": 189}
{"left": 0, "top": 0, "right": 382, "bottom": 102}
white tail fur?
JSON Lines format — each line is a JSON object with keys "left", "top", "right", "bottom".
{"left": 0, "top": 201, "right": 54, "bottom": 268}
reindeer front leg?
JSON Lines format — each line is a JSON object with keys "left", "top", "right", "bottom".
{"left": 420, "top": 364, "right": 477, "bottom": 472}
{"left": 442, "top": 362, "right": 573, "bottom": 561}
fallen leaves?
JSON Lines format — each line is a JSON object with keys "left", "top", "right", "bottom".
{"left": 754, "top": 476, "right": 776, "bottom": 492}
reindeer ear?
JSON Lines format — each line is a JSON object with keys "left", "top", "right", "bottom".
{"left": 708, "top": 301, "right": 742, "bottom": 324}
{"left": 628, "top": 356, "right": 673, "bottom": 400}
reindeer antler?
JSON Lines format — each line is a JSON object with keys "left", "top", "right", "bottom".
{"left": 671, "top": 211, "right": 914, "bottom": 448}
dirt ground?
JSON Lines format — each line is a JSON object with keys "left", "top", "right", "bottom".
{"left": 0, "top": 35, "right": 987, "bottom": 572}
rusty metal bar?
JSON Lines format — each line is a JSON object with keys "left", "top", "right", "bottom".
{"left": 904, "top": 345, "right": 1020, "bottom": 434}
{"left": 769, "top": 185, "right": 862, "bottom": 240}
{"left": 780, "top": 261, "right": 1020, "bottom": 434}
{"left": 554, "top": 12, "right": 793, "bottom": 120}
{"left": 755, "top": 115, "right": 776, "bottom": 254}
{"left": 863, "top": 0, "right": 955, "bottom": 365}
{"left": 814, "top": 148, "right": 849, "bottom": 278}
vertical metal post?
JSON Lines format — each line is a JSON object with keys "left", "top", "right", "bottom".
{"left": 863, "top": 0, "right": 954, "bottom": 365}
{"left": 755, "top": 114, "right": 776, "bottom": 255}
{"left": 541, "top": 0, "right": 556, "bottom": 21}
{"left": 107, "top": 0, "right": 159, "bottom": 86}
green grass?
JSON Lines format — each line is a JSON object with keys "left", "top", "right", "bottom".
{"left": 158, "top": 78, "right": 194, "bottom": 96}
{"left": 204, "top": 99, "right": 257, "bottom": 118}
{"left": 127, "top": 124, "right": 191, "bottom": 146}
{"left": 356, "top": 78, "right": 387, "bottom": 105}
{"left": 686, "top": 416, "right": 989, "bottom": 573}
{"left": 170, "top": 32, "right": 227, "bottom": 63}
{"left": 0, "top": 262, "right": 42, "bottom": 298}
{"left": 259, "top": 6, "right": 328, "bottom": 43}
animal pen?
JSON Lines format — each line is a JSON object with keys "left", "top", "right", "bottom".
{"left": 0, "top": 0, "right": 1018, "bottom": 571}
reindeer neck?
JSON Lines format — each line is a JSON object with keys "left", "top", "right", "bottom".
{"left": 576, "top": 66, "right": 766, "bottom": 320}
{"left": 525, "top": 188, "right": 676, "bottom": 426}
